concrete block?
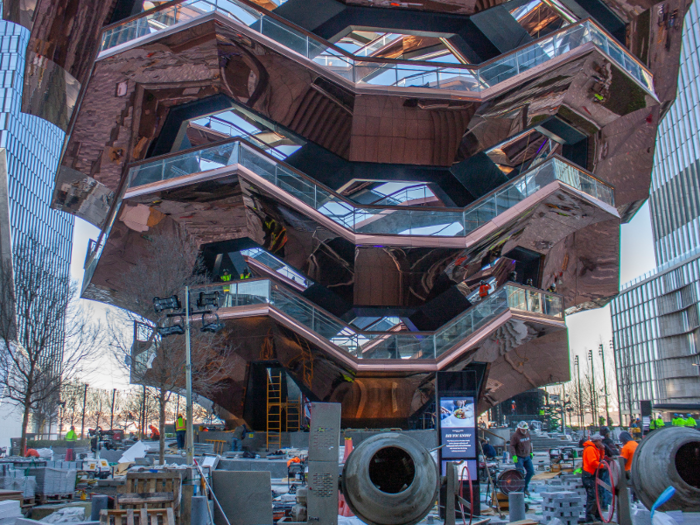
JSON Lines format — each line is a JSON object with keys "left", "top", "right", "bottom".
{"left": 0, "top": 500, "right": 21, "bottom": 517}
{"left": 212, "top": 471, "right": 272, "bottom": 525}
{"left": 216, "top": 458, "right": 288, "bottom": 478}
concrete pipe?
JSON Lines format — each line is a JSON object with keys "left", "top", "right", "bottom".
{"left": 630, "top": 427, "right": 700, "bottom": 511}
{"left": 342, "top": 433, "right": 438, "bottom": 525}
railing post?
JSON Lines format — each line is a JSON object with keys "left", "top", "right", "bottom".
{"left": 433, "top": 335, "right": 437, "bottom": 359}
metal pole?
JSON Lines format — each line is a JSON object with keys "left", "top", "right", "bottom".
{"left": 560, "top": 383, "right": 565, "bottom": 433}
{"left": 600, "top": 344, "right": 611, "bottom": 427}
{"left": 110, "top": 389, "right": 116, "bottom": 429}
{"left": 141, "top": 385, "right": 147, "bottom": 439}
{"left": 80, "top": 383, "right": 89, "bottom": 439}
{"left": 588, "top": 349, "right": 598, "bottom": 426}
{"left": 576, "top": 356, "right": 584, "bottom": 427}
{"left": 185, "top": 286, "right": 194, "bottom": 466}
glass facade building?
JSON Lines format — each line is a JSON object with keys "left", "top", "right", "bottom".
{"left": 0, "top": 9, "right": 74, "bottom": 361}
{"left": 611, "top": 2, "right": 700, "bottom": 415}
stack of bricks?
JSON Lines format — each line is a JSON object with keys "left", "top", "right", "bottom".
{"left": 541, "top": 491, "right": 584, "bottom": 525}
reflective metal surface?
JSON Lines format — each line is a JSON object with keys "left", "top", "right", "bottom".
{"left": 100, "top": 3, "right": 654, "bottom": 96}
{"left": 25, "top": 0, "right": 689, "bottom": 426}
{"left": 52, "top": 166, "right": 115, "bottom": 228}
{"left": 22, "top": 54, "right": 81, "bottom": 131}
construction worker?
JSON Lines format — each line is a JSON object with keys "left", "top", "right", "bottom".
{"left": 650, "top": 414, "right": 665, "bottom": 430}
{"left": 240, "top": 268, "right": 252, "bottom": 280}
{"left": 619, "top": 432, "right": 638, "bottom": 472}
{"left": 65, "top": 426, "right": 77, "bottom": 442}
{"left": 175, "top": 414, "right": 186, "bottom": 449}
{"left": 220, "top": 269, "right": 232, "bottom": 282}
{"left": 599, "top": 427, "right": 617, "bottom": 509}
{"left": 509, "top": 421, "right": 534, "bottom": 496}
{"left": 672, "top": 413, "right": 684, "bottom": 426}
{"left": 582, "top": 434, "right": 605, "bottom": 522}
{"left": 478, "top": 280, "right": 491, "bottom": 298}
{"left": 231, "top": 423, "right": 247, "bottom": 452}
{"left": 149, "top": 424, "right": 160, "bottom": 440}
{"left": 685, "top": 413, "right": 697, "bottom": 427}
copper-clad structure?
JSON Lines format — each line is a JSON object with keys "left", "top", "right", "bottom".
{"left": 9, "top": 0, "right": 689, "bottom": 427}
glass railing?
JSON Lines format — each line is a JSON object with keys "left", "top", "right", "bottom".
{"left": 241, "top": 247, "right": 313, "bottom": 288}
{"left": 126, "top": 139, "right": 614, "bottom": 239}
{"left": 100, "top": 0, "right": 654, "bottom": 96}
{"left": 190, "top": 279, "right": 563, "bottom": 359}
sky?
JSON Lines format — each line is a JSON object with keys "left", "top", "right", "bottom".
{"left": 71, "top": 203, "right": 658, "bottom": 392}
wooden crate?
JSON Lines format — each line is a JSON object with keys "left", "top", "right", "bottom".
{"left": 100, "top": 509, "right": 175, "bottom": 525}
{"left": 116, "top": 472, "right": 182, "bottom": 523}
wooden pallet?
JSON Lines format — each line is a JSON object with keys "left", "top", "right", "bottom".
{"left": 22, "top": 496, "right": 36, "bottom": 508}
{"left": 100, "top": 508, "right": 175, "bottom": 525}
{"left": 39, "top": 493, "right": 74, "bottom": 504}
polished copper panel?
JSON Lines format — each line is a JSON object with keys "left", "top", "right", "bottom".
{"left": 81, "top": 156, "right": 618, "bottom": 310}
{"left": 64, "top": 15, "right": 657, "bottom": 218}
{"left": 52, "top": 166, "right": 115, "bottom": 228}
{"left": 164, "top": 302, "right": 567, "bottom": 427}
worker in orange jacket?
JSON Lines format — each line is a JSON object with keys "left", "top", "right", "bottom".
{"left": 582, "top": 434, "right": 605, "bottom": 522}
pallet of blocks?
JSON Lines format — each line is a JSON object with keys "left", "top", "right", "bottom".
{"left": 541, "top": 491, "right": 584, "bottom": 525}
{"left": 26, "top": 462, "right": 77, "bottom": 502}
{"left": 100, "top": 509, "right": 175, "bottom": 525}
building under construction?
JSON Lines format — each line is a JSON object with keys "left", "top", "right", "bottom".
{"left": 8, "top": 0, "right": 689, "bottom": 429}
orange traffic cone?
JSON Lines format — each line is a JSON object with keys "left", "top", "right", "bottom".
{"left": 338, "top": 437, "right": 354, "bottom": 517}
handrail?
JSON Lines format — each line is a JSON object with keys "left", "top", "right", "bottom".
{"left": 99, "top": 0, "right": 654, "bottom": 95}
{"left": 126, "top": 136, "right": 614, "bottom": 211}
{"left": 102, "top": 0, "right": 650, "bottom": 74}
{"left": 182, "top": 278, "right": 564, "bottom": 359}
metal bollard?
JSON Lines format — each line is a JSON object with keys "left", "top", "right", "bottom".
{"left": 191, "top": 495, "right": 211, "bottom": 525}
{"left": 508, "top": 492, "right": 526, "bottom": 522}
{"left": 90, "top": 494, "right": 109, "bottom": 521}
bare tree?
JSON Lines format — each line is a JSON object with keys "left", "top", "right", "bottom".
{"left": 0, "top": 237, "right": 102, "bottom": 455}
{"left": 108, "top": 230, "right": 237, "bottom": 463}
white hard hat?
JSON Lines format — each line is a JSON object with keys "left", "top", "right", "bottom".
{"left": 517, "top": 421, "right": 529, "bottom": 430}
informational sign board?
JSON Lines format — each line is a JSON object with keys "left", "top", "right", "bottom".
{"left": 436, "top": 371, "right": 481, "bottom": 517}
{"left": 439, "top": 396, "right": 477, "bottom": 459}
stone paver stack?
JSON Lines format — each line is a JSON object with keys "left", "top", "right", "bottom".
{"left": 541, "top": 491, "right": 584, "bottom": 525}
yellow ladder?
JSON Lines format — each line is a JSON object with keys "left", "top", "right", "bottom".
{"left": 286, "top": 397, "right": 302, "bottom": 432}
{"left": 266, "top": 369, "right": 283, "bottom": 451}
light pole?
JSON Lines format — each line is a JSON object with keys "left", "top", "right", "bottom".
{"left": 599, "top": 344, "right": 611, "bottom": 427}
{"left": 80, "top": 383, "right": 89, "bottom": 439}
{"left": 575, "top": 355, "right": 584, "bottom": 427}
{"left": 588, "top": 349, "right": 598, "bottom": 426}
{"left": 153, "top": 287, "right": 223, "bottom": 466}
{"left": 184, "top": 286, "right": 194, "bottom": 466}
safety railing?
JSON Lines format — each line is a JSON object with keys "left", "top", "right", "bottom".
{"left": 126, "top": 138, "right": 614, "bottom": 239}
{"left": 190, "top": 278, "right": 564, "bottom": 359}
{"left": 99, "top": 0, "right": 654, "bottom": 96}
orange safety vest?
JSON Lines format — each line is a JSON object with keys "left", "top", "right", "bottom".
{"left": 175, "top": 417, "right": 186, "bottom": 431}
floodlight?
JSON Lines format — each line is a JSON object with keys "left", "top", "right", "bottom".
{"left": 201, "top": 313, "right": 224, "bottom": 334}
{"left": 197, "top": 291, "right": 220, "bottom": 309}
{"left": 157, "top": 324, "right": 185, "bottom": 337}
{"left": 153, "top": 295, "right": 181, "bottom": 313}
